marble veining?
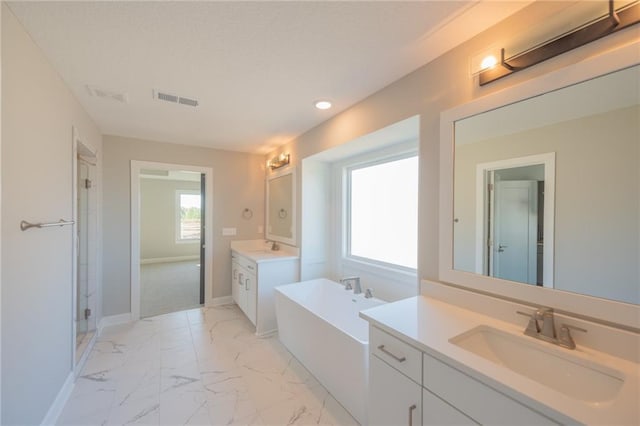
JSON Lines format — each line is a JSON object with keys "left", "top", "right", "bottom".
{"left": 57, "top": 305, "right": 358, "bottom": 425}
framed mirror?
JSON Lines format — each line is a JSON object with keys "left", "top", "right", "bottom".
{"left": 266, "top": 167, "right": 296, "bottom": 246}
{"left": 439, "top": 41, "right": 639, "bottom": 328}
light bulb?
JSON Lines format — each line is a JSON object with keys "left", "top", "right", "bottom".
{"left": 480, "top": 55, "right": 498, "bottom": 70}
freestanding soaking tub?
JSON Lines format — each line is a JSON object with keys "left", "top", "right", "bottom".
{"left": 275, "top": 278, "right": 385, "bottom": 424}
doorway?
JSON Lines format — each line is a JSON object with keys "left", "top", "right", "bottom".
{"left": 475, "top": 153, "right": 555, "bottom": 287}
{"left": 139, "top": 170, "right": 203, "bottom": 317}
{"left": 130, "top": 161, "right": 213, "bottom": 320}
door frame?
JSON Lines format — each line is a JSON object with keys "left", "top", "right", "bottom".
{"left": 475, "top": 153, "right": 555, "bottom": 287}
{"left": 130, "top": 160, "right": 214, "bottom": 320}
{"left": 72, "top": 127, "right": 98, "bottom": 374}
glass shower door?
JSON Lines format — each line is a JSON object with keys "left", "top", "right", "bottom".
{"left": 76, "top": 159, "right": 89, "bottom": 353}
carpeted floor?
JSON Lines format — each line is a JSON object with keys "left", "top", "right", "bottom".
{"left": 140, "top": 260, "right": 202, "bottom": 318}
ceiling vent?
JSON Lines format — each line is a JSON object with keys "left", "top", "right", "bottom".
{"left": 85, "top": 85, "right": 129, "bottom": 103}
{"left": 154, "top": 90, "right": 199, "bottom": 107}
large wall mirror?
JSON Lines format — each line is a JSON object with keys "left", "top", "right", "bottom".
{"left": 440, "top": 41, "right": 639, "bottom": 328}
{"left": 266, "top": 168, "right": 296, "bottom": 246}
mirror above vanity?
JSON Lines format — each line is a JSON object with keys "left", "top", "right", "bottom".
{"left": 440, "top": 41, "right": 639, "bottom": 328}
{"left": 266, "top": 167, "right": 296, "bottom": 246}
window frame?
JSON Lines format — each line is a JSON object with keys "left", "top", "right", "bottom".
{"left": 335, "top": 142, "right": 419, "bottom": 276}
{"left": 175, "top": 189, "right": 202, "bottom": 244}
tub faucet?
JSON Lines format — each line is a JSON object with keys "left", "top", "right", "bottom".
{"left": 340, "top": 276, "right": 361, "bottom": 294}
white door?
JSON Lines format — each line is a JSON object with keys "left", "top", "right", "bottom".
{"left": 491, "top": 180, "right": 538, "bottom": 284}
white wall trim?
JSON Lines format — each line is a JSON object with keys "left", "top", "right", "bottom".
{"left": 74, "top": 332, "right": 97, "bottom": 379}
{"left": 40, "top": 372, "right": 74, "bottom": 426}
{"left": 208, "top": 295, "right": 233, "bottom": 307}
{"left": 140, "top": 255, "right": 199, "bottom": 265}
{"left": 130, "top": 160, "right": 214, "bottom": 321}
{"left": 98, "top": 313, "right": 133, "bottom": 335}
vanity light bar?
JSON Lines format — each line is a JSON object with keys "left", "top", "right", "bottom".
{"left": 479, "top": 0, "right": 640, "bottom": 86}
{"left": 267, "top": 153, "right": 290, "bottom": 170}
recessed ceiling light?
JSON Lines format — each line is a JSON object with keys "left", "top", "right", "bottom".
{"left": 315, "top": 100, "right": 332, "bottom": 110}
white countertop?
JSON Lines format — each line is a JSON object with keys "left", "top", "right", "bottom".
{"left": 360, "top": 296, "right": 640, "bottom": 425}
{"left": 231, "top": 239, "right": 299, "bottom": 263}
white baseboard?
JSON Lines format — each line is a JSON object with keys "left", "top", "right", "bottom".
{"left": 98, "top": 313, "right": 133, "bottom": 335}
{"left": 75, "top": 331, "right": 98, "bottom": 378}
{"left": 140, "top": 255, "right": 199, "bottom": 265}
{"left": 207, "top": 296, "right": 233, "bottom": 307}
{"left": 41, "top": 372, "right": 74, "bottom": 426}
{"left": 256, "top": 329, "right": 277, "bottom": 338}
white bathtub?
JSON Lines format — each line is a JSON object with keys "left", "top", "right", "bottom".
{"left": 275, "top": 278, "right": 385, "bottom": 424}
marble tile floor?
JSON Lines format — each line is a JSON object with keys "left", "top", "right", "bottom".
{"left": 57, "top": 305, "right": 359, "bottom": 426}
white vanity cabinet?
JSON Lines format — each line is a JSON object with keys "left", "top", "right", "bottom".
{"left": 230, "top": 249, "right": 299, "bottom": 335}
{"left": 369, "top": 355, "right": 421, "bottom": 426}
{"left": 232, "top": 254, "right": 257, "bottom": 325}
{"left": 368, "top": 326, "right": 557, "bottom": 426}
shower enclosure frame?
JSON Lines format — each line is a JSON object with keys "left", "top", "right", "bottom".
{"left": 71, "top": 126, "right": 99, "bottom": 374}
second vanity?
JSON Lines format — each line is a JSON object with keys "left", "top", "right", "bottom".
{"left": 230, "top": 240, "right": 299, "bottom": 335}
{"left": 360, "top": 282, "right": 640, "bottom": 426}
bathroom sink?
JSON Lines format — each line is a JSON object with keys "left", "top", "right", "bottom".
{"left": 449, "top": 326, "right": 624, "bottom": 403}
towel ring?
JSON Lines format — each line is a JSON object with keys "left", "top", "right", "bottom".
{"left": 278, "top": 208, "right": 287, "bottom": 219}
{"left": 242, "top": 208, "right": 253, "bottom": 220}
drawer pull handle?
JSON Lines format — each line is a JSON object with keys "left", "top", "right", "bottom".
{"left": 408, "top": 404, "right": 417, "bottom": 426}
{"left": 377, "top": 344, "right": 406, "bottom": 362}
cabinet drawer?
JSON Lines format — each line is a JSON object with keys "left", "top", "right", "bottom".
{"left": 236, "top": 255, "right": 257, "bottom": 272}
{"left": 370, "top": 327, "right": 421, "bottom": 384}
{"left": 423, "top": 354, "right": 558, "bottom": 425}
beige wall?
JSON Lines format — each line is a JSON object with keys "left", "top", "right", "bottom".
{"left": 1, "top": 5, "right": 102, "bottom": 424}
{"left": 102, "top": 135, "right": 264, "bottom": 316}
{"left": 266, "top": 2, "right": 639, "bottom": 287}
{"left": 454, "top": 107, "right": 639, "bottom": 304}
{"left": 140, "top": 178, "right": 201, "bottom": 260}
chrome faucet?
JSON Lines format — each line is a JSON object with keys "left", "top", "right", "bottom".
{"left": 266, "top": 240, "right": 280, "bottom": 251}
{"left": 340, "top": 276, "right": 361, "bottom": 294}
{"left": 364, "top": 288, "right": 373, "bottom": 298}
{"left": 516, "top": 307, "right": 587, "bottom": 350}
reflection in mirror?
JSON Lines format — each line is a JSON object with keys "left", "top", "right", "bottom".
{"left": 453, "top": 65, "right": 639, "bottom": 304}
{"left": 267, "top": 169, "right": 295, "bottom": 244}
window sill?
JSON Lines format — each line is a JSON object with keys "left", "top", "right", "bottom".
{"left": 341, "top": 256, "right": 417, "bottom": 287}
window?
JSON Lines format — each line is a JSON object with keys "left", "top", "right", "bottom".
{"left": 176, "top": 190, "right": 201, "bottom": 242}
{"left": 347, "top": 154, "right": 418, "bottom": 270}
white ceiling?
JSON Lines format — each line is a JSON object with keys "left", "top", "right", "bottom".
{"left": 8, "top": 1, "right": 530, "bottom": 154}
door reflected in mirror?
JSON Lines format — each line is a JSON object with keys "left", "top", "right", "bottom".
{"left": 453, "top": 65, "right": 639, "bottom": 305}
